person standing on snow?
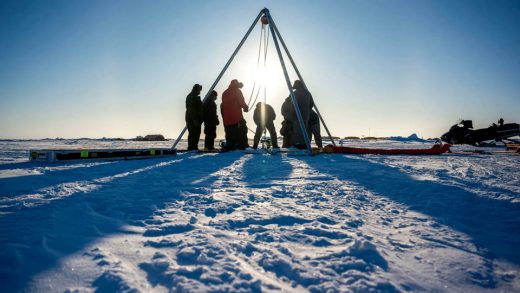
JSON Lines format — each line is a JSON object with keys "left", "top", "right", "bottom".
{"left": 289, "top": 80, "right": 312, "bottom": 149}
{"left": 252, "top": 102, "right": 279, "bottom": 149}
{"left": 202, "top": 90, "right": 219, "bottom": 150}
{"left": 185, "top": 84, "right": 203, "bottom": 151}
{"left": 280, "top": 96, "right": 293, "bottom": 148}
{"left": 221, "top": 79, "right": 249, "bottom": 151}
{"left": 308, "top": 109, "right": 322, "bottom": 148}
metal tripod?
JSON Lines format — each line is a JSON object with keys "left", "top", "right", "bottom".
{"left": 172, "top": 8, "right": 336, "bottom": 153}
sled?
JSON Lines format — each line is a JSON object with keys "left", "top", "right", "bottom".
{"left": 324, "top": 143, "right": 451, "bottom": 155}
{"left": 506, "top": 143, "right": 520, "bottom": 152}
{"left": 460, "top": 149, "right": 520, "bottom": 155}
{"left": 29, "top": 148, "right": 177, "bottom": 163}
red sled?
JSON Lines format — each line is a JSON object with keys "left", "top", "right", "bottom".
{"left": 327, "top": 143, "right": 451, "bottom": 155}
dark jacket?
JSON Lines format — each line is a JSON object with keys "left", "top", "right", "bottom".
{"left": 281, "top": 89, "right": 312, "bottom": 127}
{"left": 309, "top": 110, "right": 319, "bottom": 126}
{"left": 203, "top": 99, "right": 219, "bottom": 126}
{"left": 288, "top": 87, "right": 312, "bottom": 147}
{"left": 185, "top": 92, "right": 203, "bottom": 124}
{"left": 291, "top": 88, "right": 312, "bottom": 123}
{"left": 253, "top": 103, "right": 276, "bottom": 126}
{"left": 281, "top": 97, "right": 292, "bottom": 121}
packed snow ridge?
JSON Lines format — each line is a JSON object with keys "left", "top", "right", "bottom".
{"left": 0, "top": 140, "right": 519, "bottom": 292}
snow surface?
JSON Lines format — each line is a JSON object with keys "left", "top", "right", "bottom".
{"left": 0, "top": 139, "right": 519, "bottom": 292}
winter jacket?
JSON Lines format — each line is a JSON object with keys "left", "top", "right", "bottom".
{"left": 221, "top": 83, "right": 248, "bottom": 126}
{"left": 309, "top": 110, "right": 319, "bottom": 126}
{"left": 289, "top": 88, "right": 312, "bottom": 147}
{"left": 185, "top": 92, "right": 203, "bottom": 124}
{"left": 290, "top": 88, "right": 312, "bottom": 123}
{"left": 281, "top": 97, "right": 292, "bottom": 121}
{"left": 253, "top": 103, "right": 276, "bottom": 126}
{"left": 203, "top": 99, "right": 219, "bottom": 126}
{"left": 281, "top": 90, "right": 312, "bottom": 126}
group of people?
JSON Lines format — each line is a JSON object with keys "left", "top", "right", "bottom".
{"left": 184, "top": 79, "right": 322, "bottom": 151}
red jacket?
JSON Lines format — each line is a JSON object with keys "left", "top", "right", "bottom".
{"left": 221, "top": 82, "right": 248, "bottom": 126}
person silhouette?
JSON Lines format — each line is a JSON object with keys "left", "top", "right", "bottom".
{"left": 252, "top": 102, "right": 278, "bottom": 149}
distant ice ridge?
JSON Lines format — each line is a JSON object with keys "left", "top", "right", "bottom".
{"left": 387, "top": 133, "right": 430, "bottom": 142}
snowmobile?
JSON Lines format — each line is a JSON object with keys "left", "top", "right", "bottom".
{"left": 441, "top": 119, "right": 520, "bottom": 146}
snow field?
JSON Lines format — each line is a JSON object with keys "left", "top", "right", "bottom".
{"left": 0, "top": 140, "right": 519, "bottom": 292}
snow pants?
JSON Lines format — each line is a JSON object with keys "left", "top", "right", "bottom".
{"left": 308, "top": 122, "right": 322, "bottom": 148}
{"left": 292, "top": 116, "right": 310, "bottom": 149}
{"left": 187, "top": 121, "right": 201, "bottom": 151}
{"left": 224, "top": 123, "right": 239, "bottom": 151}
{"left": 204, "top": 124, "right": 217, "bottom": 150}
{"left": 253, "top": 122, "right": 278, "bottom": 149}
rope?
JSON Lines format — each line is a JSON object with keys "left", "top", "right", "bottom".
{"left": 264, "top": 25, "right": 269, "bottom": 67}
{"left": 249, "top": 83, "right": 263, "bottom": 108}
{"left": 245, "top": 22, "right": 271, "bottom": 140}
{"left": 248, "top": 24, "right": 270, "bottom": 109}
{"left": 246, "top": 25, "right": 265, "bottom": 108}
{"left": 262, "top": 27, "right": 269, "bottom": 137}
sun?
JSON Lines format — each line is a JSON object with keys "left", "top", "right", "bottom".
{"left": 236, "top": 44, "right": 294, "bottom": 109}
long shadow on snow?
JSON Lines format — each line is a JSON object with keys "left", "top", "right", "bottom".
{"left": 304, "top": 155, "right": 520, "bottom": 266}
{"left": 242, "top": 153, "right": 293, "bottom": 188}
{"left": 0, "top": 152, "right": 240, "bottom": 292}
{"left": 0, "top": 158, "right": 181, "bottom": 198}
{"left": 0, "top": 161, "right": 44, "bottom": 171}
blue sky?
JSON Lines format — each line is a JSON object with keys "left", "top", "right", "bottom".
{"left": 1, "top": 0, "right": 519, "bottom": 139}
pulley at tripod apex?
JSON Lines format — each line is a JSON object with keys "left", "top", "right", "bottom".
{"left": 261, "top": 15, "right": 269, "bottom": 25}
